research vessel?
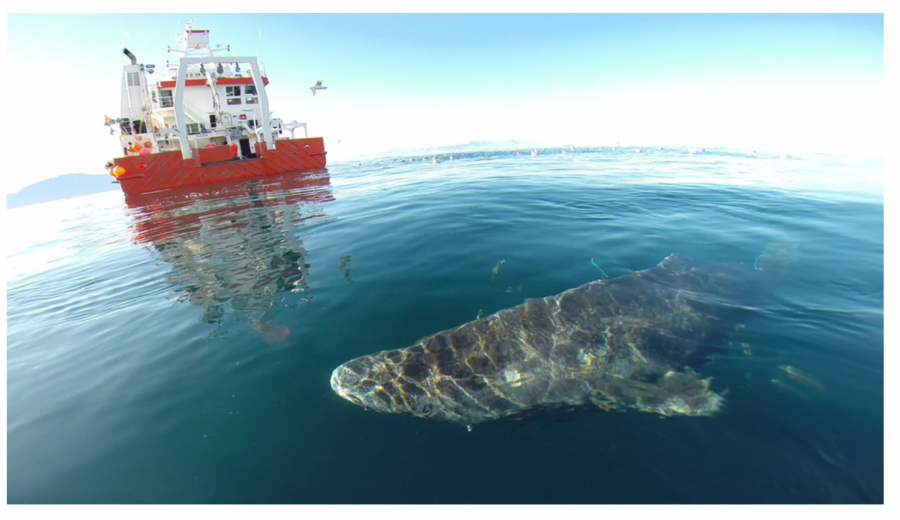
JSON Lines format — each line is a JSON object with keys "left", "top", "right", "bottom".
{"left": 106, "top": 22, "right": 326, "bottom": 195}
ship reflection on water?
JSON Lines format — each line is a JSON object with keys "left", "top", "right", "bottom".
{"left": 124, "top": 170, "right": 333, "bottom": 339}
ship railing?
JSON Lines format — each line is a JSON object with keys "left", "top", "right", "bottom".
{"left": 155, "top": 127, "right": 184, "bottom": 152}
{"left": 182, "top": 102, "right": 206, "bottom": 126}
{"left": 282, "top": 121, "right": 308, "bottom": 139}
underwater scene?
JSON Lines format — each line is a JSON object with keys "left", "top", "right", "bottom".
{"left": 7, "top": 147, "right": 883, "bottom": 503}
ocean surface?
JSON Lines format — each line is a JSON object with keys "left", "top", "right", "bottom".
{"left": 6, "top": 147, "right": 884, "bottom": 504}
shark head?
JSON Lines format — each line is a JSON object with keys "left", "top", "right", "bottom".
{"left": 330, "top": 351, "right": 449, "bottom": 421}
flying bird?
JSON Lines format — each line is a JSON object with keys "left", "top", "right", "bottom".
{"left": 309, "top": 80, "right": 327, "bottom": 96}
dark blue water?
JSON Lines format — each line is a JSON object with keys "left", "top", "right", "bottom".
{"left": 7, "top": 148, "right": 883, "bottom": 503}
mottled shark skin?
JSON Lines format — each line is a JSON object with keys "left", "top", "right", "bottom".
{"left": 331, "top": 254, "right": 765, "bottom": 424}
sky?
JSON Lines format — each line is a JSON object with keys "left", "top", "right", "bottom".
{"left": 4, "top": 9, "right": 886, "bottom": 194}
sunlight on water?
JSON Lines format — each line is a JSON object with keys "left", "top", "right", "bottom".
{"left": 7, "top": 191, "right": 133, "bottom": 283}
{"left": 333, "top": 148, "right": 883, "bottom": 204}
{"left": 6, "top": 148, "right": 882, "bottom": 504}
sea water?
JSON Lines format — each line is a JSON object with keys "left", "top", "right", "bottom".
{"left": 6, "top": 147, "right": 884, "bottom": 503}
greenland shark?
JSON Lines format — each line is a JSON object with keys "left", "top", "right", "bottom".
{"left": 331, "top": 250, "right": 785, "bottom": 425}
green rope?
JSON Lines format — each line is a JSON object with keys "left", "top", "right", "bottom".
{"left": 591, "top": 257, "right": 609, "bottom": 279}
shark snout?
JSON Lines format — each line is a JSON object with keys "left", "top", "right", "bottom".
{"left": 330, "top": 364, "right": 363, "bottom": 404}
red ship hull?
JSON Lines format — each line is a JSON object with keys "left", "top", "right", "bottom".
{"left": 112, "top": 137, "right": 326, "bottom": 195}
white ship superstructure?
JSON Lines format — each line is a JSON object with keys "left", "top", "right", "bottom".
{"left": 107, "top": 22, "right": 325, "bottom": 196}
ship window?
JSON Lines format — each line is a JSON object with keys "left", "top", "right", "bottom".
{"left": 245, "top": 85, "right": 257, "bottom": 95}
{"left": 186, "top": 122, "right": 202, "bottom": 135}
{"left": 159, "top": 89, "right": 173, "bottom": 108}
{"left": 226, "top": 85, "right": 242, "bottom": 105}
{"left": 246, "top": 96, "right": 258, "bottom": 105}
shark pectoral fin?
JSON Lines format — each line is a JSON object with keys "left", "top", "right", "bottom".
{"left": 587, "top": 387, "right": 620, "bottom": 412}
{"left": 651, "top": 371, "right": 723, "bottom": 416}
{"left": 616, "top": 370, "right": 723, "bottom": 417}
